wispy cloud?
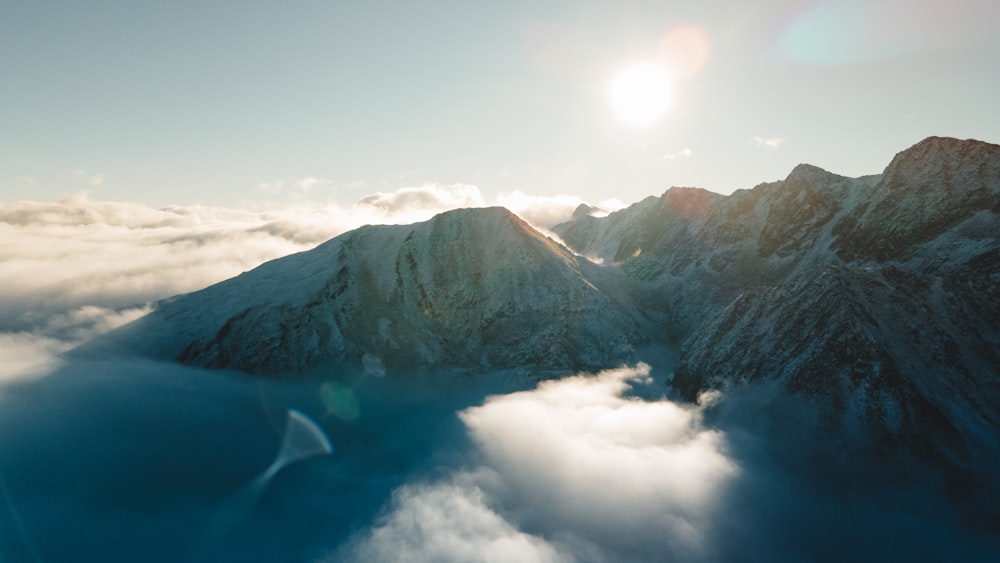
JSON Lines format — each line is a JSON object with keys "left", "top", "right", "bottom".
{"left": 358, "top": 183, "right": 486, "bottom": 216}
{"left": 295, "top": 176, "right": 332, "bottom": 192}
{"left": 258, "top": 177, "right": 334, "bottom": 195}
{"left": 751, "top": 136, "right": 785, "bottom": 148}
{"left": 73, "top": 168, "right": 106, "bottom": 185}
{"left": 662, "top": 147, "right": 694, "bottom": 160}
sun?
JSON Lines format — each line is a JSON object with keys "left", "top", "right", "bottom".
{"left": 610, "top": 63, "right": 673, "bottom": 126}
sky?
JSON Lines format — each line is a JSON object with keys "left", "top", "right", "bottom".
{"left": 3, "top": 0, "right": 999, "bottom": 209}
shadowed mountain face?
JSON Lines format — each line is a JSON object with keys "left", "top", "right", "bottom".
{"left": 87, "top": 137, "right": 1000, "bottom": 497}
{"left": 554, "top": 136, "right": 1000, "bottom": 496}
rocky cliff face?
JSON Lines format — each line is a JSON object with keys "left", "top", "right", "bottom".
{"left": 832, "top": 136, "right": 1000, "bottom": 262}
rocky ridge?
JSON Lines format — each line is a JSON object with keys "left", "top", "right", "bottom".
{"left": 553, "top": 136, "right": 1000, "bottom": 476}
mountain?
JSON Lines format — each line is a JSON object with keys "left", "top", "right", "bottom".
{"left": 85, "top": 136, "right": 999, "bottom": 490}
{"left": 554, "top": 136, "right": 1000, "bottom": 485}
{"left": 552, "top": 164, "right": 878, "bottom": 338}
{"left": 88, "top": 207, "right": 649, "bottom": 374}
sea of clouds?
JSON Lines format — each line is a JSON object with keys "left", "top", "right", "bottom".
{"left": 0, "top": 185, "right": 615, "bottom": 382}
{"left": 1, "top": 188, "right": 996, "bottom": 562}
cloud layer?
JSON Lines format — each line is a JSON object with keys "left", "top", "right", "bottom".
{"left": 3, "top": 191, "right": 997, "bottom": 562}
{"left": 0, "top": 187, "right": 591, "bottom": 315}
{"left": 0, "top": 186, "right": 603, "bottom": 380}
{"left": 334, "top": 365, "right": 738, "bottom": 562}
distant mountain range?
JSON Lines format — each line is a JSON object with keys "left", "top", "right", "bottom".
{"left": 85, "top": 136, "right": 1000, "bottom": 490}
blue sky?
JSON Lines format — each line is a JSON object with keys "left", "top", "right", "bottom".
{"left": 3, "top": 0, "right": 998, "bottom": 208}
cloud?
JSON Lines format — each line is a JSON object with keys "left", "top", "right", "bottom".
{"left": 495, "top": 192, "right": 628, "bottom": 228}
{"left": 0, "top": 196, "right": 320, "bottom": 332}
{"left": 333, "top": 365, "right": 739, "bottom": 562}
{"left": 339, "top": 477, "right": 568, "bottom": 563}
{"left": 354, "top": 183, "right": 606, "bottom": 229}
{"left": 258, "top": 177, "right": 334, "bottom": 195}
{"left": 3, "top": 183, "right": 998, "bottom": 561}
{"left": 295, "top": 177, "right": 332, "bottom": 192}
{"left": 494, "top": 191, "right": 584, "bottom": 229}
{"left": 662, "top": 147, "right": 694, "bottom": 160}
{"left": 751, "top": 136, "right": 785, "bottom": 148}
{"left": 72, "top": 168, "right": 105, "bottom": 185}
{"left": 358, "top": 183, "right": 486, "bottom": 216}
{"left": 0, "top": 186, "right": 604, "bottom": 371}
{"left": 0, "top": 305, "right": 149, "bottom": 382}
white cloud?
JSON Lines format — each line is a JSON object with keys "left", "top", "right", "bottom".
{"left": 0, "top": 194, "right": 332, "bottom": 334}
{"left": 334, "top": 365, "right": 738, "bottom": 562}
{"left": 751, "top": 136, "right": 785, "bottom": 148}
{"left": 358, "top": 183, "right": 487, "bottom": 216}
{"left": 258, "top": 177, "right": 334, "bottom": 195}
{"left": 339, "top": 477, "right": 568, "bottom": 563}
{"left": 0, "top": 185, "right": 618, "bottom": 376}
{"left": 0, "top": 304, "right": 148, "bottom": 382}
{"left": 295, "top": 177, "right": 332, "bottom": 192}
{"left": 72, "top": 168, "right": 105, "bottom": 185}
{"left": 354, "top": 183, "right": 608, "bottom": 229}
{"left": 494, "top": 191, "right": 584, "bottom": 229}
{"left": 662, "top": 147, "right": 694, "bottom": 160}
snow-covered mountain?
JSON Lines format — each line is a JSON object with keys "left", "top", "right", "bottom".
{"left": 554, "top": 136, "right": 1000, "bottom": 480}
{"left": 89, "top": 207, "right": 648, "bottom": 374}
{"left": 86, "top": 136, "right": 999, "bottom": 481}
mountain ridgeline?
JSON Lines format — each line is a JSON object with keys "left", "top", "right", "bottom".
{"left": 90, "top": 136, "right": 999, "bottom": 489}
{"left": 97, "top": 207, "right": 648, "bottom": 375}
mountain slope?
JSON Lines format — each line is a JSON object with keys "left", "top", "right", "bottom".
{"left": 552, "top": 136, "right": 1000, "bottom": 487}
{"left": 833, "top": 136, "right": 1000, "bottom": 262}
{"left": 90, "top": 207, "right": 647, "bottom": 374}
{"left": 553, "top": 164, "right": 877, "bottom": 336}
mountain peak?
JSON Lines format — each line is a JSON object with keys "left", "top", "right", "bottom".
{"left": 882, "top": 136, "right": 1000, "bottom": 185}
{"left": 571, "top": 203, "right": 601, "bottom": 220}
{"left": 94, "top": 202, "right": 646, "bottom": 374}
{"left": 660, "top": 187, "right": 719, "bottom": 219}
{"left": 784, "top": 163, "right": 842, "bottom": 185}
{"left": 429, "top": 205, "right": 520, "bottom": 226}
{"left": 832, "top": 136, "right": 1000, "bottom": 261}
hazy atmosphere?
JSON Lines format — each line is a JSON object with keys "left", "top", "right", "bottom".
{"left": 4, "top": 0, "right": 999, "bottom": 207}
{"left": 3, "top": 1, "right": 999, "bottom": 562}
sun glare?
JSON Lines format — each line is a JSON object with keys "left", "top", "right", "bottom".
{"left": 611, "top": 63, "right": 673, "bottom": 126}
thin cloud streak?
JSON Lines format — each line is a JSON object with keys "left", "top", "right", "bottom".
{"left": 662, "top": 147, "right": 694, "bottom": 160}
{"left": 751, "top": 136, "right": 785, "bottom": 148}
